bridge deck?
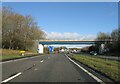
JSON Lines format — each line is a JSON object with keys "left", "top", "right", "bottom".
{"left": 39, "top": 40, "right": 112, "bottom": 45}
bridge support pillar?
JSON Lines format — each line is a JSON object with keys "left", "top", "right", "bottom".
{"left": 38, "top": 44, "right": 44, "bottom": 54}
{"left": 99, "top": 43, "right": 105, "bottom": 54}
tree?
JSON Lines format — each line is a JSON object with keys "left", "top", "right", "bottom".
{"left": 111, "top": 28, "right": 120, "bottom": 52}
{"left": 95, "top": 29, "right": 120, "bottom": 54}
{"left": 95, "top": 32, "right": 111, "bottom": 54}
{"left": 2, "top": 6, "right": 46, "bottom": 50}
{"left": 96, "top": 32, "right": 111, "bottom": 41}
{"left": 0, "top": 7, "right": 2, "bottom": 48}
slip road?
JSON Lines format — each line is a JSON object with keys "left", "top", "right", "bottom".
{"left": 2, "top": 54, "right": 103, "bottom": 83}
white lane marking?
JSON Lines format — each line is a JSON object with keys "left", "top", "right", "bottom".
{"left": 65, "top": 54, "right": 105, "bottom": 83}
{"left": 1, "top": 72, "right": 22, "bottom": 83}
{"left": 34, "top": 68, "right": 38, "bottom": 71}
{"left": 0, "top": 60, "right": 14, "bottom": 64}
{"left": 48, "top": 57, "right": 50, "bottom": 59}
{"left": 40, "top": 60, "right": 44, "bottom": 63}
{"left": 1, "top": 55, "right": 41, "bottom": 64}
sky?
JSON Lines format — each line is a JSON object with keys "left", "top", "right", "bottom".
{"left": 2, "top": 2, "right": 118, "bottom": 48}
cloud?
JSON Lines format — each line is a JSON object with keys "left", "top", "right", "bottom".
{"left": 45, "top": 32, "right": 96, "bottom": 41}
{"left": 43, "top": 32, "right": 97, "bottom": 48}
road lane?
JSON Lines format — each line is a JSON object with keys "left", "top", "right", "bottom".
{"left": 2, "top": 54, "right": 50, "bottom": 80}
{"left": 2, "top": 54, "right": 97, "bottom": 82}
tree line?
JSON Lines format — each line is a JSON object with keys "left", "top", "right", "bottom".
{"left": 95, "top": 28, "right": 120, "bottom": 54}
{"left": 2, "top": 7, "right": 46, "bottom": 50}
{"left": 81, "top": 28, "right": 120, "bottom": 55}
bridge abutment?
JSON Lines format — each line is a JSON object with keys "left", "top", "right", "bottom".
{"left": 38, "top": 44, "right": 44, "bottom": 54}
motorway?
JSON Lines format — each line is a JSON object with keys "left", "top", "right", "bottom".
{"left": 2, "top": 53, "right": 108, "bottom": 83}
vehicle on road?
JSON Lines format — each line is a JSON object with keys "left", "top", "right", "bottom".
{"left": 90, "top": 51, "right": 97, "bottom": 55}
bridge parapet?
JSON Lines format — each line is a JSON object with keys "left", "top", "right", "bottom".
{"left": 38, "top": 40, "right": 96, "bottom": 42}
{"left": 37, "top": 39, "right": 112, "bottom": 42}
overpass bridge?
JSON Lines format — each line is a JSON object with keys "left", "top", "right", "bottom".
{"left": 38, "top": 40, "right": 110, "bottom": 45}
{"left": 37, "top": 40, "right": 112, "bottom": 54}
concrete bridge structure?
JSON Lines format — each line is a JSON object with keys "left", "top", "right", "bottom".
{"left": 37, "top": 40, "right": 112, "bottom": 54}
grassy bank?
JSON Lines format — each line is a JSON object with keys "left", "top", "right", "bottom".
{"left": 0, "top": 49, "right": 38, "bottom": 60}
{"left": 72, "top": 54, "right": 120, "bottom": 81}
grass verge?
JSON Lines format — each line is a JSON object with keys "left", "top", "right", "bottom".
{"left": 71, "top": 54, "right": 120, "bottom": 82}
{"left": 0, "top": 49, "right": 39, "bottom": 61}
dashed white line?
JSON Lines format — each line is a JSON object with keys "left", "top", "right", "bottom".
{"left": 34, "top": 68, "right": 38, "bottom": 71}
{"left": 65, "top": 54, "right": 105, "bottom": 84}
{"left": 1, "top": 72, "right": 22, "bottom": 83}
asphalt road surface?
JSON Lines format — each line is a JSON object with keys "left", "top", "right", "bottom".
{"left": 2, "top": 54, "right": 102, "bottom": 83}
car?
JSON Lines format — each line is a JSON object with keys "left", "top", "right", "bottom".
{"left": 90, "top": 51, "right": 97, "bottom": 55}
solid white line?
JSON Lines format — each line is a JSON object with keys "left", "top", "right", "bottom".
{"left": 1, "top": 72, "right": 22, "bottom": 83}
{"left": 2, "top": 55, "right": 40, "bottom": 64}
{"left": 65, "top": 54, "right": 105, "bottom": 83}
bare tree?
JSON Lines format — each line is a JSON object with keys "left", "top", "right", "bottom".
{"left": 111, "top": 28, "right": 120, "bottom": 52}
{"left": 2, "top": 6, "right": 46, "bottom": 50}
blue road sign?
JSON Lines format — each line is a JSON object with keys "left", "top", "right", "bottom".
{"left": 49, "top": 46, "right": 54, "bottom": 52}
